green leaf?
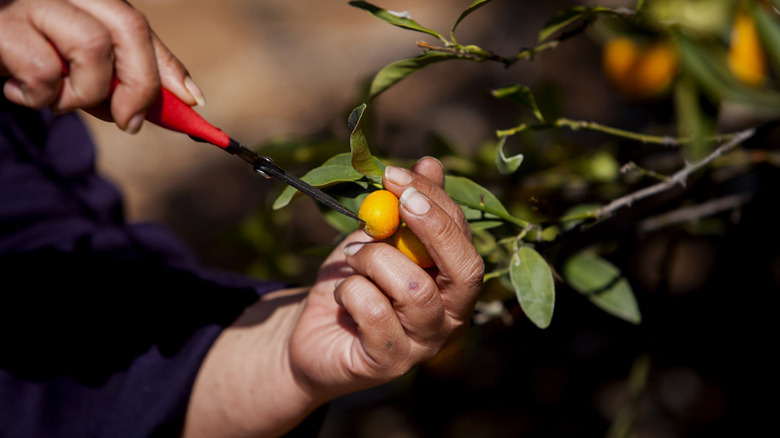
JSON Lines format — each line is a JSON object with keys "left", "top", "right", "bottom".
{"left": 582, "top": 150, "right": 619, "bottom": 182}
{"left": 491, "top": 84, "right": 545, "bottom": 123}
{"left": 318, "top": 184, "right": 369, "bottom": 234}
{"left": 348, "top": 104, "right": 384, "bottom": 178}
{"left": 451, "top": 0, "right": 494, "bottom": 40}
{"left": 349, "top": 1, "right": 446, "bottom": 42}
{"left": 750, "top": 1, "right": 780, "bottom": 77}
{"left": 674, "top": 75, "right": 711, "bottom": 162}
{"left": 444, "top": 175, "right": 527, "bottom": 229}
{"left": 509, "top": 246, "right": 555, "bottom": 329}
{"left": 537, "top": 6, "right": 618, "bottom": 43}
{"left": 461, "top": 206, "right": 503, "bottom": 231}
{"left": 560, "top": 203, "right": 601, "bottom": 231}
{"left": 322, "top": 152, "right": 354, "bottom": 167}
{"left": 367, "top": 51, "right": 458, "bottom": 100}
{"left": 673, "top": 32, "right": 780, "bottom": 111}
{"left": 563, "top": 252, "right": 641, "bottom": 324}
{"left": 494, "top": 135, "right": 524, "bottom": 175}
{"left": 272, "top": 164, "right": 365, "bottom": 210}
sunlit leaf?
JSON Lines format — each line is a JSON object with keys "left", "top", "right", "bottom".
{"left": 491, "top": 84, "right": 545, "bottom": 122}
{"left": 537, "top": 6, "right": 618, "bottom": 43}
{"left": 494, "top": 135, "right": 524, "bottom": 175}
{"left": 452, "top": 0, "right": 495, "bottom": 39}
{"left": 509, "top": 246, "right": 555, "bottom": 329}
{"left": 349, "top": 1, "right": 446, "bottom": 42}
{"left": 367, "top": 51, "right": 458, "bottom": 100}
{"left": 272, "top": 164, "right": 365, "bottom": 209}
{"left": 348, "top": 104, "right": 384, "bottom": 178}
{"left": 445, "top": 175, "right": 513, "bottom": 219}
{"left": 563, "top": 252, "right": 641, "bottom": 324}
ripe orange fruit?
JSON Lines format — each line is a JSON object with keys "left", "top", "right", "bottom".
{"left": 357, "top": 189, "right": 400, "bottom": 239}
{"left": 602, "top": 36, "right": 678, "bottom": 99}
{"left": 391, "top": 224, "right": 435, "bottom": 268}
{"left": 728, "top": 10, "right": 767, "bottom": 87}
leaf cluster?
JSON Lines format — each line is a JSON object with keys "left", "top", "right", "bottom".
{"left": 260, "top": 0, "right": 780, "bottom": 329}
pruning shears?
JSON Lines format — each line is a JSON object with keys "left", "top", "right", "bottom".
{"left": 59, "top": 59, "right": 362, "bottom": 223}
{"left": 143, "top": 86, "right": 363, "bottom": 223}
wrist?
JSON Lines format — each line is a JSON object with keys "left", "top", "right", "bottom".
{"left": 182, "top": 289, "right": 324, "bottom": 438}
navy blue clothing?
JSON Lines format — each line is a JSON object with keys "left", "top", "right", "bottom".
{"left": 0, "top": 96, "right": 285, "bottom": 437}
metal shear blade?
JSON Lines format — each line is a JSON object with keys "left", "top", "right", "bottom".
{"left": 224, "top": 139, "right": 363, "bottom": 223}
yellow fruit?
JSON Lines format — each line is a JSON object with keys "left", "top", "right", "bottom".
{"left": 391, "top": 224, "right": 435, "bottom": 268}
{"left": 728, "top": 10, "right": 767, "bottom": 87}
{"left": 602, "top": 37, "right": 678, "bottom": 98}
{"left": 357, "top": 189, "right": 400, "bottom": 239}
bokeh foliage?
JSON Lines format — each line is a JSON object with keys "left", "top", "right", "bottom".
{"left": 243, "top": 0, "right": 779, "bottom": 330}
{"left": 233, "top": 1, "right": 779, "bottom": 435}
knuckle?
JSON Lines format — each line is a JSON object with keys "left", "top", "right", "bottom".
{"left": 362, "top": 298, "right": 393, "bottom": 328}
{"left": 464, "top": 255, "right": 485, "bottom": 290}
{"left": 76, "top": 26, "right": 112, "bottom": 59}
{"left": 405, "top": 276, "right": 439, "bottom": 310}
{"left": 117, "top": 8, "right": 152, "bottom": 37}
{"left": 21, "top": 63, "right": 61, "bottom": 108}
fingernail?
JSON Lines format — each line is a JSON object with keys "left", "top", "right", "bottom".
{"left": 3, "top": 79, "right": 28, "bottom": 106}
{"left": 184, "top": 76, "right": 206, "bottom": 106}
{"left": 399, "top": 187, "right": 430, "bottom": 215}
{"left": 385, "top": 166, "right": 413, "bottom": 186}
{"left": 125, "top": 113, "right": 145, "bottom": 134}
{"left": 344, "top": 242, "right": 365, "bottom": 257}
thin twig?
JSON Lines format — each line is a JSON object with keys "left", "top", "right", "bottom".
{"left": 621, "top": 161, "right": 670, "bottom": 182}
{"left": 638, "top": 193, "right": 752, "bottom": 233}
{"left": 556, "top": 118, "right": 737, "bottom": 146}
{"left": 596, "top": 128, "right": 756, "bottom": 219}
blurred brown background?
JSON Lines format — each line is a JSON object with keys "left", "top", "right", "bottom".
{"left": 84, "top": 0, "right": 603, "bottom": 272}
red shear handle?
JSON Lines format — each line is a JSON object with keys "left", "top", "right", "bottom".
{"left": 146, "top": 87, "right": 231, "bottom": 148}
{"left": 59, "top": 52, "right": 231, "bottom": 148}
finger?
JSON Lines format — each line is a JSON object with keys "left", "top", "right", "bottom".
{"left": 152, "top": 32, "right": 206, "bottom": 107}
{"left": 333, "top": 275, "right": 411, "bottom": 375}
{"left": 79, "top": 30, "right": 206, "bottom": 122}
{"left": 0, "top": 23, "right": 63, "bottom": 108}
{"left": 313, "top": 231, "right": 369, "bottom": 286}
{"left": 382, "top": 164, "right": 471, "bottom": 238}
{"left": 410, "top": 156, "right": 445, "bottom": 188}
{"left": 397, "top": 187, "right": 484, "bottom": 322}
{"left": 69, "top": 0, "right": 159, "bottom": 133}
{"left": 30, "top": 0, "right": 114, "bottom": 112}
{"left": 343, "top": 241, "right": 445, "bottom": 344}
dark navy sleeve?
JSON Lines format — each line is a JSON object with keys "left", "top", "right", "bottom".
{"left": 0, "top": 96, "right": 287, "bottom": 437}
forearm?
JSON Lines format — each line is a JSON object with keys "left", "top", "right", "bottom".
{"left": 182, "top": 289, "right": 324, "bottom": 438}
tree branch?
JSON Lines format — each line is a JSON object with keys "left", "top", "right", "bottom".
{"left": 638, "top": 193, "right": 753, "bottom": 233}
{"left": 596, "top": 128, "right": 756, "bottom": 219}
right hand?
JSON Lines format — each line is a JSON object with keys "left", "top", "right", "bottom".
{"left": 0, "top": 0, "right": 204, "bottom": 133}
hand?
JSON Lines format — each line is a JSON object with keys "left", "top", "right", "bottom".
{"left": 183, "top": 157, "right": 484, "bottom": 437}
{"left": 0, "top": 0, "right": 204, "bottom": 132}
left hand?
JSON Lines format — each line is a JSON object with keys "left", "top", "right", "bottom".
{"left": 183, "top": 157, "right": 484, "bottom": 438}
